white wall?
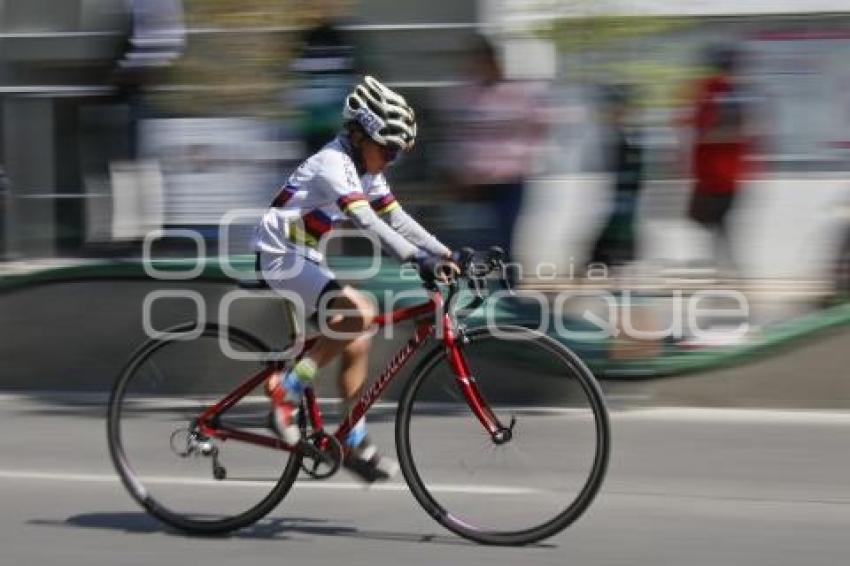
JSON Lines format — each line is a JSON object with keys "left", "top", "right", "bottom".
{"left": 515, "top": 174, "right": 850, "bottom": 281}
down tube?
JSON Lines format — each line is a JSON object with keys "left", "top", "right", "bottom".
{"left": 335, "top": 320, "right": 433, "bottom": 443}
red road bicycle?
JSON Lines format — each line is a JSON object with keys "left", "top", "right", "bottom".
{"left": 107, "top": 249, "right": 610, "bottom": 545}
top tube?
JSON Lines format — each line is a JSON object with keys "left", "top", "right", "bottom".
{"left": 373, "top": 292, "right": 441, "bottom": 327}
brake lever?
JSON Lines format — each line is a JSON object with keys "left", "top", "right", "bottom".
{"left": 495, "top": 259, "right": 515, "bottom": 296}
{"left": 468, "top": 274, "right": 486, "bottom": 299}
{"left": 487, "top": 246, "right": 506, "bottom": 263}
{"left": 450, "top": 247, "right": 504, "bottom": 316}
{"left": 455, "top": 247, "right": 475, "bottom": 274}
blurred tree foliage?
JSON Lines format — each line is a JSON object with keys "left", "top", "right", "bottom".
{"left": 540, "top": 14, "right": 702, "bottom": 108}
{"left": 150, "top": 0, "right": 334, "bottom": 117}
{"left": 544, "top": 15, "right": 694, "bottom": 53}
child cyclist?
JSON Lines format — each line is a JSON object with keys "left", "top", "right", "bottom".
{"left": 254, "top": 76, "right": 458, "bottom": 482}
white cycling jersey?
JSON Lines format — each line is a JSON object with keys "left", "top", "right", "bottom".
{"left": 255, "top": 135, "right": 412, "bottom": 262}
{"left": 253, "top": 134, "right": 450, "bottom": 315}
{"left": 254, "top": 134, "right": 449, "bottom": 262}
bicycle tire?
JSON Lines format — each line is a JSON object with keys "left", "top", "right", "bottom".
{"left": 396, "top": 324, "right": 610, "bottom": 545}
{"left": 107, "top": 321, "right": 302, "bottom": 534}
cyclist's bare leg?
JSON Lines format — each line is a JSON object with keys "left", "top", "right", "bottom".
{"left": 335, "top": 333, "right": 397, "bottom": 480}
{"left": 337, "top": 334, "right": 371, "bottom": 401}
{"left": 304, "top": 286, "right": 376, "bottom": 368}
{"left": 266, "top": 286, "right": 375, "bottom": 445}
{"left": 267, "top": 286, "right": 374, "bottom": 392}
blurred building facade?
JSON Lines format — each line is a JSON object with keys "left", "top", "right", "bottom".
{"left": 0, "top": 0, "right": 479, "bottom": 259}
{"left": 0, "top": 0, "right": 849, "bottom": 287}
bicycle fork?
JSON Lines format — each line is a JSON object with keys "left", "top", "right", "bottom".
{"left": 444, "top": 317, "right": 516, "bottom": 445}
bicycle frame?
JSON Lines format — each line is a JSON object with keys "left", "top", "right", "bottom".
{"left": 195, "top": 289, "right": 506, "bottom": 454}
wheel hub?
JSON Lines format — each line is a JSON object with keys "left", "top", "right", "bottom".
{"left": 491, "top": 416, "right": 517, "bottom": 445}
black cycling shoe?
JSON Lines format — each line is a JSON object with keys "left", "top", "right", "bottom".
{"left": 343, "top": 436, "right": 399, "bottom": 483}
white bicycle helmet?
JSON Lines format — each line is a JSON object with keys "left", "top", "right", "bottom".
{"left": 343, "top": 76, "right": 417, "bottom": 151}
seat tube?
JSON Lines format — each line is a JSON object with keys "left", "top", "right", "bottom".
{"left": 304, "top": 387, "right": 323, "bottom": 431}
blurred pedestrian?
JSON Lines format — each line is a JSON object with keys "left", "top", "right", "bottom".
{"left": 588, "top": 84, "right": 644, "bottom": 271}
{"left": 113, "top": 0, "right": 186, "bottom": 159}
{"left": 289, "top": 2, "right": 359, "bottom": 156}
{"left": 683, "top": 44, "right": 753, "bottom": 276}
{"left": 438, "top": 34, "right": 548, "bottom": 276}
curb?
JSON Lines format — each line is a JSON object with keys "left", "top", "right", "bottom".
{"left": 1, "top": 255, "right": 848, "bottom": 380}
{"left": 592, "top": 302, "right": 850, "bottom": 379}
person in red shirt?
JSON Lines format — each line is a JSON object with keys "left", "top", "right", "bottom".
{"left": 685, "top": 44, "right": 752, "bottom": 275}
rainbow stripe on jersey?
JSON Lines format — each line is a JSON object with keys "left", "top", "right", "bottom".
{"left": 337, "top": 192, "right": 369, "bottom": 214}
{"left": 370, "top": 194, "right": 400, "bottom": 216}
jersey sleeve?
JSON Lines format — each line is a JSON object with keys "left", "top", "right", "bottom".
{"left": 379, "top": 204, "right": 450, "bottom": 258}
{"left": 313, "top": 152, "right": 418, "bottom": 261}
{"left": 366, "top": 177, "right": 450, "bottom": 258}
{"left": 315, "top": 150, "right": 370, "bottom": 215}
{"left": 366, "top": 174, "right": 401, "bottom": 217}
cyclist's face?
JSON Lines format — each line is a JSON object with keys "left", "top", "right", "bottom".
{"left": 360, "top": 138, "right": 398, "bottom": 173}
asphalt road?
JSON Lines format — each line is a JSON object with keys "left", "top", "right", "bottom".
{"left": 1, "top": 393, "right": 849, "bottom": 566}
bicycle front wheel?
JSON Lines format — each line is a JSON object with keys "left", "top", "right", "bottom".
{"left": 397, "top": 324, "right": 610, "bottom": 545}
{"left": 107, "top": 322, "right": 302, "bottom": 534}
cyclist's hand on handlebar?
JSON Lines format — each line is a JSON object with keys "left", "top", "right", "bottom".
{"left": 414, "top": 252, "right": 460, "bottom": 284}
{"left": 440, "top": 258, "right": 462, "bottom": 283}
{"left": 451, "top": 247, "right": 474, "bottom": 269}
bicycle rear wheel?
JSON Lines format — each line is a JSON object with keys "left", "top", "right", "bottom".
{"left": 397, "top": 324, "right": 610, "bottom": 545}
{"left": 107, "top": 322, "right": 302, "bottom": 534}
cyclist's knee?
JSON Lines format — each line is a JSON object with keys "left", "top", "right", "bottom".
{"left": 344, "top": 334, "right": 372, "bottom": 358}
{"left": 349, "top": 290, "right": 377, "bottom": 330}
{"left": 328, "top": 287, "right": 376, "bottom": 331}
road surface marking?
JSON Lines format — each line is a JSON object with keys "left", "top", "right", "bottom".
{"left": 0, "top": 469, "right": 538, "bottom": 495}
{"left": 616, "top": 407, "right": 850, "bottom": 425}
